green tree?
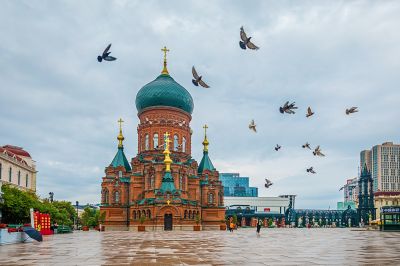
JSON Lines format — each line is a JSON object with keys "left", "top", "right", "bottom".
{"left": 0, "top": 184, "right": 76, "bottom": 226}
{"left": 81, "top": 207, "right": 101, "bottom": 227}
{"left": 0, "top": 184, "right": 40, "bottom": 223}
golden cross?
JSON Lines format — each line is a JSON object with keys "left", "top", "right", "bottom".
{"left": 164, "top": 132, "right": 171, "bottom": 143}
{"left": 203, "top": 124, "right": 208, "bottom": 136}
{"left": 167, "top": 200, "right": 170, "bottom": 205}
{"left": 161, "top": 46, "right": 170, "bottom": 61}
{"left": 118, "top": 118, "right": 124, "bottom": 131}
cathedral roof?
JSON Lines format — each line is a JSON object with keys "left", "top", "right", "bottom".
{"left": 198, "top": 151, "right": 215, "bottom": 174}
{"left": 159, "top": 171, "right": 176, "bottom": 193}
{"left": 110, "top": 147, "right": 131, "bottom": 171}
{"left": 135, "top": 74, "right": 194, "bottom": 114}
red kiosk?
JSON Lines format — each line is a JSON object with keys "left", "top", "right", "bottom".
{"left": 33, "top": 211, "right": 53, "bottom": 235}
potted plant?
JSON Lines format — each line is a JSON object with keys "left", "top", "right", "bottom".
{"left": 138, "top": 215, "right": 146, "bottom": 232}
{"left": 194, "top": 213, "right": 201, "bottom": 231}
{"left": 220, "top": 219, "right": 227, "bottom": 230}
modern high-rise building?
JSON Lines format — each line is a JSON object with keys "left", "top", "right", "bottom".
{"left": 360, "top": 142, "right": 400, "bottom": 192}
{"left": 219, "top": 173, "right": 258, "bottom": 197}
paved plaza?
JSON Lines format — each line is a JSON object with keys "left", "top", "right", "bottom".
{"left": 0, "top": 228, "right": 399, "bottom": 265}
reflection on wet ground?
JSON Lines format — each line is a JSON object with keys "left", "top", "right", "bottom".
{"left": 0, "top": 228, "right": 399, "bottom": 265}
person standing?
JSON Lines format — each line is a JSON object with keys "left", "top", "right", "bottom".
{"left": 256, "top": 219, "right": 262, "bottom": 237}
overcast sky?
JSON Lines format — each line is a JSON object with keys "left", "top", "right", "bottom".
{"left": 1, "top": 1, "right": 399, "bottom": 209}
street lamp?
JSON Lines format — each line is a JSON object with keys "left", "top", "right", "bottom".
{"left": 49, "top": 192, "right": 54, "bottom": 203}
{"left": 75, "top": 201, "right": 79, "bottom": 230}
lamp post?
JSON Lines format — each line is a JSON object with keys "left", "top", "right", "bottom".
{"left": 49, "top": 192, "right": 54, "bottom": 203}
{"left": 75, "top": 201, "right": 79, "bottom": 230}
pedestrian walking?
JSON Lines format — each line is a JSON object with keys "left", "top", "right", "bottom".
{"left": 230, "top": 221, "right": 235, "bottom": 232}
{"left": 256, "top": 219, "right": 262, "bottom": 237}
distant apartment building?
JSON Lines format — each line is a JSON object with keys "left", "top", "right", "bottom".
{"left": 219, "top": 173, "right": 258, "bottom": 197}
{"left": 361, "top": 142, "right": 400, "bottom": 192}
{"left": 279, "top": 195, "right": 296, "bottom": 209}
{"left": 0, "top": 145, "right": 37, "bottom": 192}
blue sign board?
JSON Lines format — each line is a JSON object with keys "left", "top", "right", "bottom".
{"left": 381, "top": 207, "right": 400, "bottom": 213}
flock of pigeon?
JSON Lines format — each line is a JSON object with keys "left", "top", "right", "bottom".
{"left": 97, "top": 26, "right": 359, "bottom": 190}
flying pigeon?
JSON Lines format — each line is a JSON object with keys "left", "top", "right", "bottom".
{"left": 249, "top": 119, "right": 257, "bottom": 132}
{"left": 313, "top": 145, "right": 325, "bottom": 157}
{"left": 192, "top": 66, "right": 210, "bottom": 88}
{"left": 97, "top": 43, "right": 117, "bottom": 62}
{"left": 306, "top": 167, "right": 316, "bottom": 174}
{"left": 275, "top": 144, "right": 281, "bottom": 151}
{"left": 302, "top": 142, "right": 311, "bottom": 150}
{"left": 279, "top": 101, "right": 298, "bottom": 114}
{"left": 346, "top": 107, "right": 358, "bottom": 115}
{"left": 265, "top": 178, "right": 273, "bottom": 188}
{"left": 239, "top": 26, "right": 259, "bottom": 50}
{"left": 306, "top": 107, "right": 314, "bottom": 118}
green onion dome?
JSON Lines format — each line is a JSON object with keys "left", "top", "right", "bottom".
{"left": 135, "top": 74, "right": 194, "bottom": 114}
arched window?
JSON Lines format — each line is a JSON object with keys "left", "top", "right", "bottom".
{"left": 138, "top": 211, "right": 141, "bottom": 218}
{"left": 153, "top": 133, "right": 159, "bottom": 149}
{"left": 182, "top": 137, "right": 186, "bottom": 153}
{"left": 18, "top": 171, "right": 21, "bottom": 185}
{"left": 0, "top": 163, "right": 2, "bottom": 180}
{"left": 192, "top": 211, "right": 195, "bottom": 219}
{"left": 174, "top": 134, "right": 179, "bottom": 151}
{"left": 184, "top": 210, "right": 187, "bottom": 219}
{"left": 179, "top": 176, "right": 183, "bottom": 190}
{"left": 105, "top": 189, "right": 109, "bottom": 204}
{"left": 219, "top": 192, "right": 223, "bottom": 206}
{"left": 145, "top": 134, "right": 149, "bottom": 150}
{"left": 114, "top": 191, "right": 120, "bottom": 203}
{"left": 147, "top": 209, "right": 151, "bottom": 219}
{"left": 150, "top": 175, "right": 154, "bottom": 189}
{"left": 189, "top": 210, "right": 192, "bottom": 219}
{"left": 9, "top": 167, "right": 12, "bottom": 182}
{"left": 142, "top": 210, "right": 146, "bottom": 217}
{"left": 118, "top": 171, "right": 122, "bottom": 178}
{"left": 133, "top": 211, "right": 137, "bottom": 220}
{"left": 208, "top": 193, "right": 214, "bottom": 204}
{"left": 25, "top": 174, "right": 28, "bottom": 187}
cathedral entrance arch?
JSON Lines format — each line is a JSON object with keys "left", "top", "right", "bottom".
{"left": 164, "top": 214, "right": 173, "bottom": 230}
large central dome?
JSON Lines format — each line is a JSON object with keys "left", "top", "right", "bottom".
{"left": 135, "top": 73, "right": 194, "bottom": 114}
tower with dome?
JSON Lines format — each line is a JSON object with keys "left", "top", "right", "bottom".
{"left": 100, "top": 47, "right": 225, "bottom": 231}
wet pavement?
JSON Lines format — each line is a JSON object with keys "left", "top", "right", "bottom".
{"left": 0, "top": 228, "right": 399, "bottom": 265}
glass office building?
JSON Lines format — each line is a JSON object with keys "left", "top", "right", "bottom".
{"left": 219, "top": 173, "right": 258, "bottom": 197}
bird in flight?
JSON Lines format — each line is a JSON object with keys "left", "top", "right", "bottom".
{"left": 306, "top": 167, "right": 316, "bottom": 174}
{"left": 239, "top": 26, "right": 259, "bottom": 50}
{"left": 265, "top": 178, "right": 273, "bottom": 188}
{"left": 97, "top": 43, "right": 117, "bottom": 62}
{"left": 191, "top": 66, "right": 210, "bottom": 88}
{"left": 302, "top": 142, "right": 311, "bottom": 150}
{"left": 306, "top": 107, "right": 314, "bottom": 118}
{"left": 279, "top": 101, "right": 298, "bottom": 114}
{"left": 346, "top": 107, "right": 358, "bottom": 115}
{"left": 313, "top": 145, "right": 325, "bottom": 157}
{"left": 275, "top": 144, "right": 281, "bottom": 151}
{"left": 249, "top": 119, "right": 257, "bottom": 132}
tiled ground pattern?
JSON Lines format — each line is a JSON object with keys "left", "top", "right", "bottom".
{"left": 0, "top": 228, "right": 399, "bottom": 265}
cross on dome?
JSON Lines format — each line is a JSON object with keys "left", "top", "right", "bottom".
{"left": 161, "top": 46, "right": 170, "bottom": 75}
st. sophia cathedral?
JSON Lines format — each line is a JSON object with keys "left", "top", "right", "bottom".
{"left": 100, "top": 47, "right": 225, "bottom": 231}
